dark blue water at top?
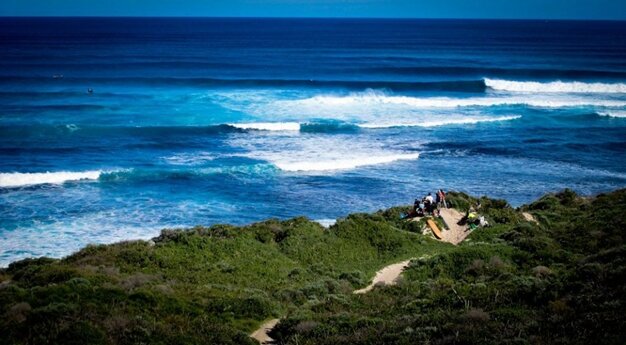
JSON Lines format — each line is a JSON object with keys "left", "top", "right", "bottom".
{"left": 1, "top": 18, "right": 626, "bottom": 265}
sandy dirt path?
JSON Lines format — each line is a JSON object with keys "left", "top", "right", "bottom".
{"left": 353, "top": 259, "right": 413, "bottom": 294}
{"left": 250, "top": 318, "right": 280, "bottom": 345}
{"left": 251, "top": 208, "right": 470, "bottom": 343}
{"left": 438, "top": 208, "right": 470, "bottom": 245}
{"left": 252, "top": 258, "right": 416, "bottom": 342}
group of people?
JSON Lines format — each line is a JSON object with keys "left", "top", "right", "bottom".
{"left": 407, "top": 189, "right": 447, "bottom": 218}
{"left": 403, "top": 189, "right": 490, "bottom": 232}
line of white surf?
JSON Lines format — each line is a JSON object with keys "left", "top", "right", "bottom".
{"left": 289, "top": 93, "right": 626, "bottom": 108}
{"left": 228, "top": 122, "right": 301, "bottom": 131}
{"left": 274, "top": 153, "right": 420, "bottom": 172}
{"left": 227, "top": 115, "right": 521, "bottom": 132}
{"left": 0, "top": 170, "right": 104, "bottom": 187}
{"left": 485, "top": 78, "right": 626, "bottom": 93}
{"left": 597, "top": 110, "right": 626, "bottom": 118}
{"left": 358, "top": 115, "right": 521, "bottom": 128}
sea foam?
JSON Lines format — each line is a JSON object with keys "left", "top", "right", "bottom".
{"left": 274, "top": 153, "right": 420, "bottom": 172}
{"left": 597, "top": 111, "right": 626, "bottom": 118}
{"left": 229, "top": 122, "right": 301, "bottom": 131}
{"left": 358, "top": 115, "right": 521, "bottom": 128}
{"left": 226, "top": 132, "right": 422, "bottom": 173}
{"left": 225, "top": 115, "right": 521, "bottom": 132}
{"left": 214, "top": 89, "right": 626, "bottom": 125}
{"left": 485, "top": 78, "right": 626, "bottom": 93}
{"left": 289, "top": 93, "right": 626, "bottom": 108}
{"left": 0, "top": 170, "right": 104, "bottom": 187}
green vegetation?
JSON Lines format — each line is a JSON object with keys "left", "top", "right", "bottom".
{"left": 1, "top": 189, "right": 624, "bottom": 344}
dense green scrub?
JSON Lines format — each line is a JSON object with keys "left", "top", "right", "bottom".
{"left": 1, "top": 189, "right": 624, "bottom": 344}
{"left": 271, "top": 189, "right": 626, "bottom": 345}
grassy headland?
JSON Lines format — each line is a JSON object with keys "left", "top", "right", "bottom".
{"left": 0, "top": 189, "right": 624, "bottom": 344}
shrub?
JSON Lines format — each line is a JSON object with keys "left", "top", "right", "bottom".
{"left": 464, "top": 308, "right": 490, "bottom": 322}
{"left": 4, "top": 302, "right": 31, "bottom": 323}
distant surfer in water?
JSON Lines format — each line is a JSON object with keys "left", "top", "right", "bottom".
{"left": 87, "top": 88, "right": 93, "bottom": 94}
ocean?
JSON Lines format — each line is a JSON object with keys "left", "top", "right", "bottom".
{"left": 1, "top": 17, "right": 626, "bottom": 266}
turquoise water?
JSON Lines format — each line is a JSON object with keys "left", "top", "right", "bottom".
{"left": 1, "top": 18, "right": 626, "bottom": 266}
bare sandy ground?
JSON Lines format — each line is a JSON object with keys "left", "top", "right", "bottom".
{"left": 522, "top": 212, "right": 538, "bottom": 223}
{"left": 250, "top": 318, "right": 280, "bottom": 345}
{"left": 353, "top": 259, "right": 413, "bottom": 294}
{"left": 438, "top": 208, "right": 471, "bottom": 245}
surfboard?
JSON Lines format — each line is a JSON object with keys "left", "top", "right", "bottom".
{"left": 427, "top": 218, "right": 443, "bottom": 239}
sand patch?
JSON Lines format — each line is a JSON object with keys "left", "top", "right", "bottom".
{"left": 353, "top": 259, "right": 413, "bottom": 294}
{"left": 522, "top": 212, "right": 538, "bottom": 224}
{"left": 250, "top": 318, "right": 280, "bottom": 344}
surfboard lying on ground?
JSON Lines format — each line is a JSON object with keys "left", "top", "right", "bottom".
{"left": 427, "top": 218, "right": 443, "bottom": 239}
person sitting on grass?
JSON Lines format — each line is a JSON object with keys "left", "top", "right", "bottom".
{"left": 458, "top": 207, "right": 477, "bottom": 225}
{"left": 404, "top": 198, "right": 424, "bottom": 219}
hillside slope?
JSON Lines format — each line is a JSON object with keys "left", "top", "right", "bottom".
{"left": 0, "top": 189, "right": 624, "bottom": 344}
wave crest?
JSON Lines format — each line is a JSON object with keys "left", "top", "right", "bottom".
{"left": 275, "top": 153, "right": 420, "bottom": 172}
{"left": 485, "top": 78, "right": 626, "bottom": 94}
{"left": 359, "top": 115, "right": 521, "bottom": 128}
{"left": 0, "top": 170, "right": 104, "bottom": 187}
{"left": 270, "top": 90, "right": 626, "bottom": 110}
{"left": 597, "top": 111, "right": 626, "bottom": 118}
{"left": 228, "top": 122, "right": 301, "bottom": 131}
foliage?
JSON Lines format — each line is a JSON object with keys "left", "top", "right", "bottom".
{"left": 271, "top": 189, "right": 626, "bottom": 345}
{"left": 1, "top": 189, "right": 624, "bottom": 344}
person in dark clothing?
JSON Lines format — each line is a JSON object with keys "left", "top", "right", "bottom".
{"left": 437, "top": 189, "right": 447, "bottom": 208}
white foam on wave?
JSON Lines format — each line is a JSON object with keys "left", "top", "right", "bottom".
{"left": 227, "top": 132, "right": 422, "bottom": 173}
{"left": 275, "top": 153, "right": 420, "bottom": 172}
{"left": 229, "top": 122, "right": 301, "bottom": 131}
{"left": 485, "top": 78, "right": 626, "bottom": 94}
{"left": 359, "top": 115, "right": 521, "bottom": 128}
{"left": 287, "top": 92, "right": 626, "bottom": 109}
{"left": 0, "top": 170, "right": 104, "bottom": 188}
{"left": 212, "top": 89, "right": 626, "bottom": 126}
{"left": 226, "top": 115, "right": 521, "bottom": 132}
{"left": 162, "top": 152, "right": 216, "bottom": 166}
{"left": 597, "top": 110, "right": 626, "bottom": 118}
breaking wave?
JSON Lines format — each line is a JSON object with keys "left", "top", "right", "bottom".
{"left": 485, "top": 78, "right": 626, "bottom": 94}
{"left": 358, "top": 115, "right": 521, "bottom": 128}
{"left": 597, "top": 111, "right": 626, "bottom": 118}
{"left": 226, "top": 115, "right": 520, "bottom": 132}
{"left": 282, "top": 91, "right": 626, "bottom": 109}
{"left": 228, "top": 122, "right": 301, "bottom": 131}
{"left": 273, "top": 153, "right": 420, "bottom": 172}
{"left": 0, "top": 170, "right": 105, "bottom": 187}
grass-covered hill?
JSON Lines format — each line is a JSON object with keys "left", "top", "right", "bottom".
{"left": 1, "top": 189, "right": 624, "bottom": 344}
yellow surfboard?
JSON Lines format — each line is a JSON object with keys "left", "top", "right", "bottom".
{"left": 427, "top": 218, "right": 443, "bottom": 239}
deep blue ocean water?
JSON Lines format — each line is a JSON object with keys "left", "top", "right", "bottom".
{"left": 1, "top": 18, "right": 626, "bottom": 266}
